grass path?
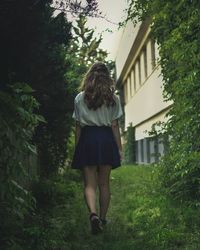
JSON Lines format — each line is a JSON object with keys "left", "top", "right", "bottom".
{"left": 66, "top": 165, "right": 200, "bottom": 250}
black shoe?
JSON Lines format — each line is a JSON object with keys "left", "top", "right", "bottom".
{"left": 100, "top": 218, "right": 107, "bottom": 226}
{"left": 89, "top": 213, "right": 103, "bottom": 234}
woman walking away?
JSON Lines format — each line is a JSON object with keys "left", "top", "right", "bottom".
{"left": 71, "top": 62, "right": 123, "bottom": 234}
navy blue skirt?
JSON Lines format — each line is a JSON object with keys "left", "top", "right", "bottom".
{"left": 71, "top": 125, "right": 121, "bottom": 170}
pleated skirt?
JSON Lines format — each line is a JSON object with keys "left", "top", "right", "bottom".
{"left": 71, "top": 125, "right": 121, "bottom": 170}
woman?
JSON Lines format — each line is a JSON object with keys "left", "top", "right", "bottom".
{"left": 71, "top": 62, "right": 123, "bottom": 234}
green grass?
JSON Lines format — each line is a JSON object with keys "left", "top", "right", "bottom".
{"left": 66, "top": 165, "right": 200, "bottom": 250}
{"left": 25, "top": 165, "right": 200, "bottom": 249}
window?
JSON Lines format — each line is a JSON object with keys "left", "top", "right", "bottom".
{"left": 131, "top": 70, "right": 134, "bottom": 96}
{"left": 133, "top": 68, "right": 136, "bottom": 91}
{"left": 143, "top": 45, "right": 148, "bottom": 78}
{"left": 128, "top": 76, "right": 132, "bottom": 99}
{"left": 124, "top": 80, "right": 128, "bottom": 104}
{"left": 124, "top": 82, "right": 127, "bottom": 103}
{"left": 138, "top": 57, "right": 141, "bottom": 85}
{"left": 151, "top": 39, "right": 156, "bottom": 68}
{"left": 141, "top": 139, "right": 144, "bottom": 162}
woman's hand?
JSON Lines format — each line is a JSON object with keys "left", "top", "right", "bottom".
{"left": 119, "top": 149, "right": 123, "bottom": 162}
{"left": 111, "top": 119, "right": 123, "bottom": 162}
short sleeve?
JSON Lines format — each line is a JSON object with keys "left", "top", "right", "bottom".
{"left": 112, "top": 95, "right": 123, "bottom": 121}
{"left": 72, "top": 99, "right": 80, "bottom": 121}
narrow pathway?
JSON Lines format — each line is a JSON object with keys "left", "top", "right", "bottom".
{"left": 67, "top": 165, "right": 200, "bottom": 250}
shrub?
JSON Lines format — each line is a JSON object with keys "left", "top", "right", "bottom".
{"left": 125, "top": 0, "right": 200, "bottom": 203}
{"left": 0, "top": 83, "right": 44, "bottom": 249}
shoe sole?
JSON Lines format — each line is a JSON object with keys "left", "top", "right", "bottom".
{"left": 91, "top": 218, "right": 103, "bottom": 234}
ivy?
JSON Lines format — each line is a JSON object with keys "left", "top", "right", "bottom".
{"left": 123, "top": 124, "right": 136, "bottom": 164}
{"left": 125, "top": 0, "right": 200, "bottom": 203}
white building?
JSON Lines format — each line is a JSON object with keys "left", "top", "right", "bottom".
{"left": 115, "top": 19, "right": 173, "bottom": 164}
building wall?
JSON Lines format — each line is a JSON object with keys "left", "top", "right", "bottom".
{"left": 135, "top": 109, "right": 169, "bottom": 140}
{"left": 116, "top": 20, "right": 173, "bottom": 164}
{"left": 115, "top": 21, "right": 141, "bottom": 78}
{"left": 124, "top": 65, "right": 173, "bottom": 133}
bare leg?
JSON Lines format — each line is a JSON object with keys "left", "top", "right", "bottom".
{"left": 97, "top": 165, "right": 112, "bottom": 220}
{"left": 83, "top": 166, "right": 98, "bottom": 214}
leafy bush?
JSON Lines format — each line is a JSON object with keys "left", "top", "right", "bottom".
{"left": 125, "top": 0, "right": 200, "bottom": 203}
{"left": 123, "top": 124, "right": 136, "bottom": 164}
{"left": 23, "top": 170, "right": 83, "bottom": 250}
{"left": 31, "top": 174, "right": 80, "bottom": 210}
{"left": 0, "top": 83, "right": 44, "bottom": 249}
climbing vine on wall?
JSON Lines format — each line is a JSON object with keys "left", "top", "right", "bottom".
{"left": 125, "top": 0, "right": 200, "bottom": 202}
{"left": 123, "top": 124, "right": 136, "bottom": 165}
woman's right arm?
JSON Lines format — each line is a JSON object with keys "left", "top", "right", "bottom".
{"left": 111, "top": 119, "right": 123, "bottom": 161}
{"left": 75, "top": 121, "right": 81, "bottom": 146}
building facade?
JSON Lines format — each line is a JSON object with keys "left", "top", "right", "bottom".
{"left": 115, "top": 19, "right": 173, "bottom": 164}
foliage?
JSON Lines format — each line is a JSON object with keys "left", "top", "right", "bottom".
{"left": 27, "top": 4, "right": 73, "bottom": 177}
{"left": 24, "top": 165, "right": 200, "bottom": 250}
{"left": 53, "top": 0, "right": 102, "bottom": 17}
{"left": 123, "top": 123, "right": 136, "bottom": 164}
{"left": 0, "top": 83, "right": 44, "bottom": 249}
{"left": 125, "top": 0, "right": 200, "bottom": 202}
{"left": 0, "top": 1, "right": 108, "bottom": 249}
{"left": 109, "top": 165, "right": 200, "bottom": 250}
{"left": 71, "top": 14, "right": 108, "bottom": 67}
{"left": 145, "top": 121, "right": 170, "bottom": 161}
{"left": 0, "top": 0, "right": 76, "bottom": 177}
{"left": 70, "top": 14, "right": 115, "bottom": 78}
{"left": 22, "top": 170, "right": 82, "bottom": 250}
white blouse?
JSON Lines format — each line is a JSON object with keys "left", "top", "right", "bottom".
{"left": 72, "top": 91, "right": 123, "bottom": 127}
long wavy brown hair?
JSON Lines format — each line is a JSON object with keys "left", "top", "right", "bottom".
{"left": 79, "top": 62, "right": 116, "bottom": 110}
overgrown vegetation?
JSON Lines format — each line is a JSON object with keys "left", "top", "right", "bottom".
{"left": 22, "top": 170, "right": 83, "bottom": 250}
{"left": 0, "top": 83, "right": 44, "bottom": 248}
{"left": 2, "top": 0, "right": 199, "bottom": 249}
{"left": 19, "top": 165, "right": 200, "bottom": 250}
{"left": 71, "top": 14, "right": 108, "bottom": 67}
{"left": 125, "top": 0, "right": 200, "bottom": 203}
{"left": 0, "top": 0, "right": 113, "bottom": 248}
{"left": 109, "top": 165, "right": 200, "bottom": 250}
{"left": 123, "top": 124, "right": 136, "bottom": 164}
